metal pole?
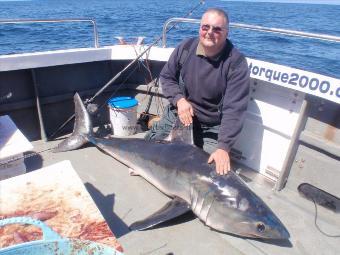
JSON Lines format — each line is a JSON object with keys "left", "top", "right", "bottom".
{"left": 162, "top": 18, "right": 200, "bottom": 47}
{"left": 0, "top": 18, "right": 99, "bottom": 48}
{"left": 275, "top": 99, "right": 309, "bottom": 191}
{"left": 31, "top": 69, "right": 48, "bottom": 142}
{"left": 162, "top": 18, "right": 340, "bottom": 47}
{"left": 230, "top": 23, "right": 340, "bottom": 43}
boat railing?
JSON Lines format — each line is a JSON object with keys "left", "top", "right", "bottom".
{"left": 162, "top": 17, "right": 340, "bottom": 47}
{"left": 0, "top": 18, "right": 99, "bottom": 48}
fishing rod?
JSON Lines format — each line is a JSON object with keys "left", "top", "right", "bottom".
{"left": 49, "top": 1, "right": 205, "bottom": 139}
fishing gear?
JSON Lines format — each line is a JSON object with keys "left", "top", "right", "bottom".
{"left": 137, "top": 77, "right": 161, "bottom": 131}
{"left": 49, "top": 0, "right": 205, "bottom": 140}
{"left": 298, "top": 183, "right": 340, "bottom": 238}
{"left": 0, "top": 147, "right": 54, "bottom": 168}
{"left": 0, "top": 92, "right": 12, "bottom": 104}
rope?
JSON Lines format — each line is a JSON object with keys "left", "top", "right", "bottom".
{"left": 312, "top": 198, "right": 340, "bottom": 238}
{"left": 0, "top": 147, "right": 55, "bottom": 167}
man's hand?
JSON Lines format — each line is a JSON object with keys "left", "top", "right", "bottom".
{"left": 177, "top": 98, "right": 194, "bottom": 126}
{"left": 208, "top": 149, "right": 231, "bottom": 175}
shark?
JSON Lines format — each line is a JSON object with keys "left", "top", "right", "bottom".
{"left": 54, "top": 93, "right": 290, "bottom": 240}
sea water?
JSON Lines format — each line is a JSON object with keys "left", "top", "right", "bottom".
{"left": 0, "top": 0, "right": 339, "bottom": 78}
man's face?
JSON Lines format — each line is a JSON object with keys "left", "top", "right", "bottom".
{"left": 199, "top": 12, "right": 228, "bottom": 50}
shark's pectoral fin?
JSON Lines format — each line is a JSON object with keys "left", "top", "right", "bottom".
{"left": 129, "top": 197, "right": 191, "bottom": 231}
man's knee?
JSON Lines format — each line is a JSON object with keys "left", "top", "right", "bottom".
{"left": 144, "top": 104, "right": 177, "bottom": 141}
{"left": 200, "top": 125, "right": 220, "bottom": 154}
{"left": 144, "top": 122, "right": 172, "bottom": 140}
{"left": 202, "top": 138, "right": 218, "bottom": 154}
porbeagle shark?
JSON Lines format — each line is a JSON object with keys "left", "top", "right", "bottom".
{"left": 55, "top": 93, "right": 289, "bottom": 240}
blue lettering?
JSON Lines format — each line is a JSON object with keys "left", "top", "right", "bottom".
{"left": 252, "top": 66, "right": 259, "bottom": 75}
{"left": 299, "top": 76, "right": 308, "bottom": 88}
{"left": 336, "top": 86, "right": 340, "bottom": 98}
{"left": 308, "top": 78, "right": 319, "bottom": 91}
{"left": 259, "top": 67, "right": 266, "bottom": 77}
{"left": 288, "top": 73, "right": 299, "bottom": 86}
{"left": 265, "top": 69, "right": 273, "bottom": 82}
{"left": 319, "top": 80, "right": 330, "bottom": 93}
{"left": 281, "top": 73, "right": 289, "bottom": 83}
{"left": 273, "top": 71, "right": 281, "bottom": 81}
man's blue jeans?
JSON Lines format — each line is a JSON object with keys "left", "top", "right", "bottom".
{"left": 144, "top": 104, "right": 220, "bottom": 154}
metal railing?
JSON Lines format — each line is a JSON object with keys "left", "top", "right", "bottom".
{"left": 162, "top": 18, "right": 340, "bottom": 47}
{"left": 0, "top": 18, "right": 99, "bottom": 48}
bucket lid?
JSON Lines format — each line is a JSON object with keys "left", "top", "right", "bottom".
{"left": 108, "top": 96, "right": 138, "bottom": 109}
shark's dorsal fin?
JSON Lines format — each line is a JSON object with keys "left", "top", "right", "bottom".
{"left": 165, "top": 118, "right": 194, "bottom": 145}
{"left": 129, "top": 197, "right": 191, "bottom": 231}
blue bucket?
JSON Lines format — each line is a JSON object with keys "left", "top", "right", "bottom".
{"left": 0, "top": 217, "right": 123, "bottom": 255}
{"left": 108, "top": 97, "right": 138, "bottom": 136}
{"left": 108, "top": 97, "right": 138, "bottom": 109}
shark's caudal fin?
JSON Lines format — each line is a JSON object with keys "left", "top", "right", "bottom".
{"left": 53, "top": 93, "right": 93, "bottom": 152}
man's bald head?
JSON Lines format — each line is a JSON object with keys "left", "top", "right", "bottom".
{"left": 202, "top": 8, "right": 229, "bottom": 26}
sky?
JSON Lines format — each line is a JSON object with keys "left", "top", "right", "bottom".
{"left": 223, "top": 0, "right": 340, "bottom": 4}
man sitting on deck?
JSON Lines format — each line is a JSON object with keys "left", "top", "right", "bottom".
{"left": 145, "top": 8, "right": 250, "bottom": 175}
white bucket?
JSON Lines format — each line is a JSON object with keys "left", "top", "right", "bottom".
{"left": 108, "top": 97, "right": 138, "bottom": 136}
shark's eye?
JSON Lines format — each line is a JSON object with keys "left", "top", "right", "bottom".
{"left": 256, "top": 223, "right": 265, "bottom": 233}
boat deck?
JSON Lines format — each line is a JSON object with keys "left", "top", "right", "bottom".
{"left": 21, "top": 131, "right": 340, "bottom": 255}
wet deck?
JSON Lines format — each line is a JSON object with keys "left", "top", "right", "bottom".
{"left": 22, "top": 133, "right": 340, "bottom": 255}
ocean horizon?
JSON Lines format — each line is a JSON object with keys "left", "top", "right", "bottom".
{"left": 0, "top": 0, "right": 339, "bottom": 78}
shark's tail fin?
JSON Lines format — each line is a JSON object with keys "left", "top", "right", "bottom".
{"left": 53, "top": 93, "right": 93, "bottom": 152}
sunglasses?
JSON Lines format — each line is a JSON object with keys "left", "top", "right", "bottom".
{"left": 200, "top": 24, "right": 226, "bottom": 34}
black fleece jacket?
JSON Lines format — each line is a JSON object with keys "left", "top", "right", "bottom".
{"left": 160, "top": 37, "right": 250, "bottom": 152}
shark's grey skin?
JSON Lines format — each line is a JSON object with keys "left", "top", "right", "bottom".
{"left": 55, "top": 93, "right": 289, "bottom": 240}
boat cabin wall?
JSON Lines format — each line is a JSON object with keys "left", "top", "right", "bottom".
{"left": 283, "top": 96, "right": 339, "bottom": 196}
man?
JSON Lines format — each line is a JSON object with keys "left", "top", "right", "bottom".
{"left": 145, "top": 8, "right": 250, "bottom": 175}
